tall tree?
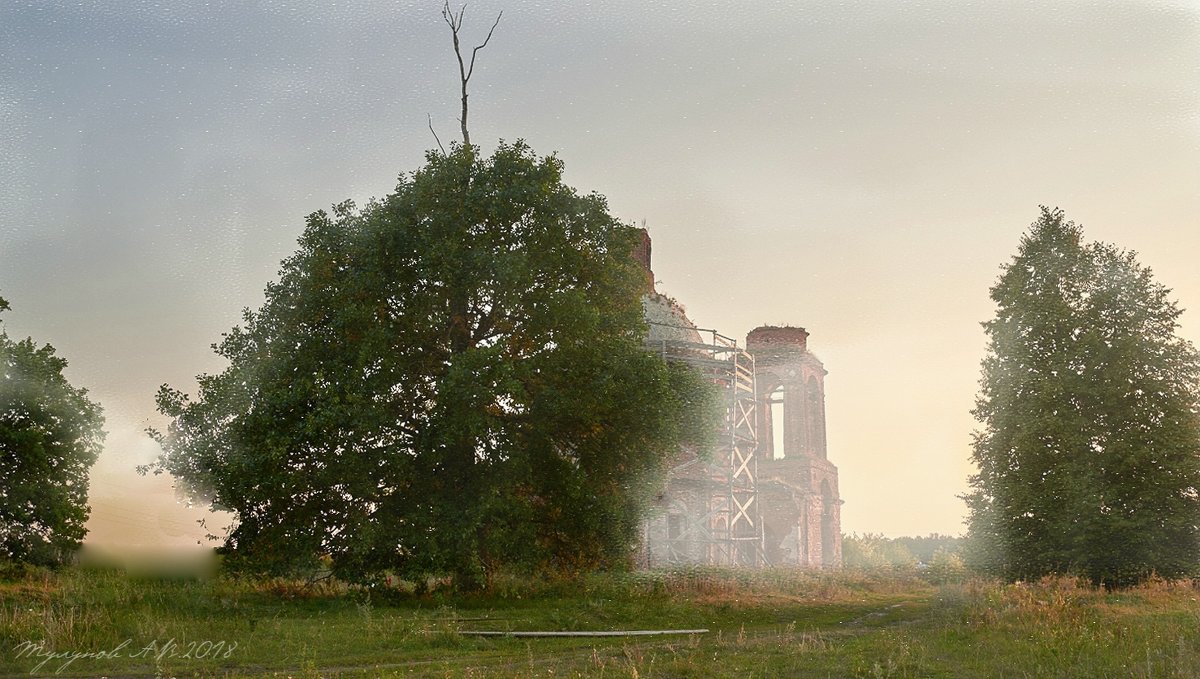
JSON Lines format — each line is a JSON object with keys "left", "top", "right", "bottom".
{"left": 144, "top": 142, "right": 716, "bottom": 589}
{"left": 0, "top": 294, "right": 105, "bottom": 566}
{"left": 965, "top": 207, "right": 1200, "bottom": 587}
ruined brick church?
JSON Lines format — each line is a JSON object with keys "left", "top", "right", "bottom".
{"left": 636, "top": 231, "right": 842, "bottom": 568}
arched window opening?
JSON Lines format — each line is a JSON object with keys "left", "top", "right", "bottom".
{"left": 769, "top": 385, "right": 786, "bottom": 459}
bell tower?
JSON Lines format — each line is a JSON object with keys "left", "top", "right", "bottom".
{"left": 747, "top": 326, "right": 841, "bottom": 567}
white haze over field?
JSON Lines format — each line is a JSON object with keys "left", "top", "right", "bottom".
{"left": 1, "top": 1, "right": 1197, "bottom": 548}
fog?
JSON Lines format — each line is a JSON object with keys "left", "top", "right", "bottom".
{"left": 1, "top": 0, "right": 1196, "bottom": 547}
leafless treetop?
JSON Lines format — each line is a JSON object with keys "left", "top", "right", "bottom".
{"left": 442, "top": 1, "right": 502, "bottom": 147}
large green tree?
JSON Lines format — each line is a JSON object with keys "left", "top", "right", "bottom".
{"left": 0, "top": 294, "right": 105, "bottom": 566}
{"left": 965, "top": 207, "right": 1200, "bottom": 586}
{"left": 145, "top": 142, "right": 715, "bottom": 588}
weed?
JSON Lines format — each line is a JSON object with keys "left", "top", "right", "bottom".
{"left": 4, "top": 565, "right": 1200, "bottom": 677}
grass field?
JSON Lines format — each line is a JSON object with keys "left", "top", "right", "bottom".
{"left": 2, "top": 562, "right": 1199, "bottom": 677}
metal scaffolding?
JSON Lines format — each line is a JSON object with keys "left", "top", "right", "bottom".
{"left": 646, "top": 322, "right": 766, "bottom": 567}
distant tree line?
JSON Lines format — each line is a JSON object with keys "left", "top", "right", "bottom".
{"left": 842, "top": 533, "right": 964, "bottom": 568}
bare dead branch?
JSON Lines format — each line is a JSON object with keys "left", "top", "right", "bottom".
{"left": 466, "top": 11, "right": 503, "bottom": 83}
{"left": 441, "top": 1, "right": 501, "bottom": 147}
{"left": 427, "top": 113, "right": 447, "bottom": 155}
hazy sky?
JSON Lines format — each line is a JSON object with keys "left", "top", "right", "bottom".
{"left": 1, "top": 0, "right": 1197, "bottom": 548}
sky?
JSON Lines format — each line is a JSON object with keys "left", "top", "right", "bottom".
{"left": 1, "top": 0, "right": 1197, "bottom": 549}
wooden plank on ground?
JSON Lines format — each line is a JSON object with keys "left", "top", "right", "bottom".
{"left": 461, "top": 629, "right": 709, "bottom": 638}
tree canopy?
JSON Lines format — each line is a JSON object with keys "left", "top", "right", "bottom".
{"left": 145, "top": 142, "right": 716, "bottom": 588}
{"left": 0, "top": 294, "right": 105, "bottom": 566}
{"left": 965, "top": 207, "right": 1200, "bottom": 587}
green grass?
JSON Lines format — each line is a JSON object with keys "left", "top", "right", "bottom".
{"left": 2, "top": 564, "right": 1198, "bottom": 677}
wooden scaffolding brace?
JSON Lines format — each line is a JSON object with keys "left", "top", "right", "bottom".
{"left": 647, "top": 322, "right": 767, "bottom": 567}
